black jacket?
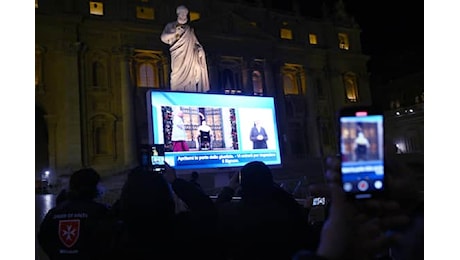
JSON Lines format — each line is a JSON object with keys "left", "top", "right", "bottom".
{"left": 111, "top": 173, "right": 219, "bottom": 260}
{"left": 37, "top": 199, "right": 110, "bottom": 260}
{"left": 215, "top": 185, "right": 313, "bottom": 260}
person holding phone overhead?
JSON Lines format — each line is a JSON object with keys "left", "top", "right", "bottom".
{"left": 250, "top": 119, "right": 268, "bottom": 149}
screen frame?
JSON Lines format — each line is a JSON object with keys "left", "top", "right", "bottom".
{"left": 151, "top": 144, "right": 165, "bottom": 172}
{"left": 146, "top": 90, "right": 283, "bottom": 171}
{"left": 339, "top": 106, "right": 385, "bottom": 199}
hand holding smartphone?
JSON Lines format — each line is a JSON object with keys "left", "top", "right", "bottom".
{"left": 139, "top": 144, "right": 165, "bottom": 173}
{"left": 163, "top": 161, "right": 177, "bottom": 183}
{"left": 151, "top": 144, "right": 166, "bottom": 173}
{"left": 338, "top": 106, "right": 385, "bottom": 200}
{"left": 312, "top": 197, "right": 326, "bottom": 206}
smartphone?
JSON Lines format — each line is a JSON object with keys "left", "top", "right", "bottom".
{"left": 338, "top": 106, "right": 385, "bottom": 199}
{"left": 140, "top": 144, "right": 165, "bottom": 172}
{"left": 140, "top": 144, "right": 152, "bottom": 170}
{"left": 312, "top": 197, "right": 326, "bottom": 206}
{"left": 308, "top": 198, "right": 327, "bottom": 224}
{"left": 151, "top": 144, "right": 166, "bottom": 173}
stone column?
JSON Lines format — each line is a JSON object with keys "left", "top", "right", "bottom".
{"left": 119, "top": 47, "right": 137, "bottom": 168}
{"left": 264, "top": 60, "right": 275, "bottom": 96}
{"left": 53, "top": 41, "right": 83, "bottom": 174}
{"left": 304, "top": 68, "right": 321, "bottom": 157}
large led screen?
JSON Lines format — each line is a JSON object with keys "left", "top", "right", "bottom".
{"left": 147, "top": 91, "right": 282, "bottom": 170}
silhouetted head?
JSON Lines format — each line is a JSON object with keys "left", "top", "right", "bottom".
{"left": 119, "top": 167, "right": 175, "bottom": 222}
{"left": 68, "top": 168, "right": 101, "bottom": 200}
{"left": 191, "top": 171, "right": 199, "bottom": 181}
{"left": 240, "top": 161, "right": 274, "bottom": 199}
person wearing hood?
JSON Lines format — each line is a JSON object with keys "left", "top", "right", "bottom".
{"left": 215, "top": 161, "right": 312, "bottom": 260}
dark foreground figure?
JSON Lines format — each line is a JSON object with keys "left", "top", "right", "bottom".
{"left": 37, "top": 168, "right": 111, "bottom": 259}
{"left": 38, "top": 153, "right": 423, "bottom": 260}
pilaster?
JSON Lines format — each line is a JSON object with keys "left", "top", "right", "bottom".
{"left": 54, "top": 41, "right": 84, "bottom": 172}
{"left": 116, "top": 46, "right": 137, "bottom": 168}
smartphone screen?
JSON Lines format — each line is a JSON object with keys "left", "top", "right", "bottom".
{"left": 312, "top": 197, "right": 326, "bottom": 206}
{"left": 339, "top": 107, "right": 385, "bottom": 199}
{"left": 151, "top": 144, "right": 165, "bottom": 172}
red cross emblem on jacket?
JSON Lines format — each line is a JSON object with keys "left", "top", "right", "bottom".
{"left": 58, "top": 219, "right": 80, "bottom": 248}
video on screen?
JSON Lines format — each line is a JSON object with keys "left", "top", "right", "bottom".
{"left": 340, "top": 115, "right": 385, "bottom": 193}
{"left": 147, "top": 91, "right": 282, "bottom": 170}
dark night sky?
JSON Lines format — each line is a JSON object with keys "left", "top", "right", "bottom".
{"left": 340, "top": 1, "right": 423, "bottom": 55}
{"left": 273, "top": 0, "right": 424, "bottom": 80}
{"left": 340, "top": 0, "right": 424, "bottom": 79}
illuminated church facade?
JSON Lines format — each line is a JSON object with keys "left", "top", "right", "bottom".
{"left": 36, "top": 0, "right": 372, "bottom": 183}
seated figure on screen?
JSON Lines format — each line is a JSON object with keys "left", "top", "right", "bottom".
{"left": 160, "top": 5, "right": 210, "bottom": 92}
{"left": 250, "top": 120, "right": 268, "bottom": 149}
{"left": 197, "top": 119, "right": 213, "bottom": 150}
{"left": 353, "top": 131, "right": 370, "bottom": 161}
{"left": 172, "top": 110, "right": 190, "bottom": 152}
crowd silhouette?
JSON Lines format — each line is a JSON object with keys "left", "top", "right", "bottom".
{"left": 38, "top": 145, "right": 423, "bottom": 260}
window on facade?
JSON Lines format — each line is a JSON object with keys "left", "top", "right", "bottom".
{"left": 134, "top": 51, "right": 164, "bottom": 88}
{"left": 280, "top": 28, "right": 293, "bottom": 40}
{"left": 90, "top": 2, "right": 104, "bottom": 16}
{"left": 90, "top": 114, "right": 116, "bottom": 157}
{"left": 138, "top": 63, "right": 157, "bottom": 87}
{"left": 92, "top": 118, "right": 108, "bottom": 155}
{"left": 190, "top": 11, "right": 200, "bottom": 21}
{"left": 283, "top": 74, "right": 297, "bottom": 95}
{"left": 252, "top": 70, "right": 264, "bottom": 96}
{"left": 309, "top": 33, "right": 318, "bottom": 45}
{"left": 95, "top": 124, "right": 109, "bottom": 154}
{"left": 35, "top": 0, "right": 38, "bottom": 8}
{"left": 282, "top": 64, "right": 306, "bottom": 95}
{"left": 219, "top": 57, "right": 243, "bottom": 94}
{"left": 343, "top": 72, "right": 359, "bottom": 102}
{"left": 87, "top": 51, "right": 110, "bottom": 90}
{"left": 223, "top": 69, "right": 237, "bottom": 93}
{"left": 136, "top": 6, "right": 154, "bottom": 20}
{"left": 338, "top": 33, "right": 349, "bottom": 50}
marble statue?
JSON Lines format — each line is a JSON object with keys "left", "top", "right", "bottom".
{"left": 161, "top": 5, "right": 210, "bottom": 92}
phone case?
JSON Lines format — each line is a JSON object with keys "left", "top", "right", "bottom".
{"left": 338, "top": 106, "right": 385, "bottom": 199}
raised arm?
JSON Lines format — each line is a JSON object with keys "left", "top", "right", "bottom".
{"left": 161, "top": 22, "right": 179, "bottom": 45}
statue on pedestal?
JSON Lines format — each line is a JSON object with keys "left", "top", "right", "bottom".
{"left": 161, "top": 5, "right": 210, "bottom": 92}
